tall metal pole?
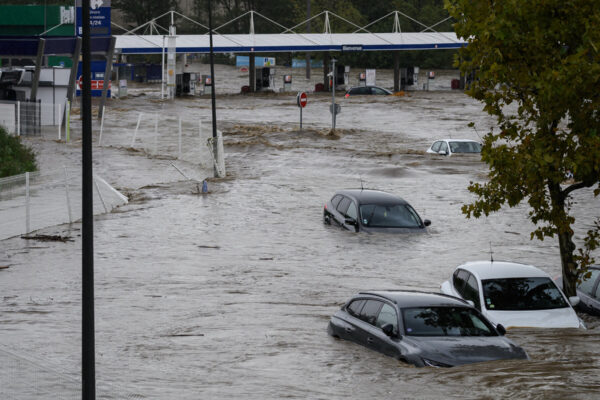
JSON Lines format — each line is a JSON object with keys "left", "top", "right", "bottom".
{"left": 331, "top": 58, "right": 336, "bottom": 131}
{"left": 305, "top": 0, "right": 311, "bottom": 79}
{"left": 81, "top": 0, "right": 96, "bottom": 398}
{"left": 208, "top": 0, "right": 219, "bottom": 177}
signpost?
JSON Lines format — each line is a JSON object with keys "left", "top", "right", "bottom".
{"left": 296, "top": 91, "right": 307, "bottom": 130}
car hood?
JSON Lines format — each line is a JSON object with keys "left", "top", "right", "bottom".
{"left": 484, "top": 308, "right": 581, "bottom": 329}
{"left": 360, "top": 226, "right": 427, "bottom": 234}
{"left": 404, "top": 336, "right": 527, "bottom": 366}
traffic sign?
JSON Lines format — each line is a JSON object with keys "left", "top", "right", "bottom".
{"left": 297, "top": 91, "right": 308, "bottom": 108}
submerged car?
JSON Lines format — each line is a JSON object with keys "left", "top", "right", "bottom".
{"left": 328, "top": 290, "right": 528, "bottom": 367}
{"left": 323, "top": 189, "right": 430, "bottom": 233}
{"left": 344, "top": 86, "right": 393, "bottom": 97}
{"left": 554, "top": 265, "right": 600, "bottom": 316}
{"left": 440, "top": 261, "right": 584, "bottom": 329}
{"left": 426, "top": 139, "right": 482, "bottom": 156}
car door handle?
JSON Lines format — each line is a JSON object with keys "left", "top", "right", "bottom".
{"left": 366, "top": 337, "right": 374, "bottom": 344}
{"left": 345, "top": 327, "right": 353, "bottom": 333}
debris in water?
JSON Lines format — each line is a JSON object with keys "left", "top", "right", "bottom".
{"left": 21, "top": 234, "right": 74, "bottom": 242}
{"left": 197, "top": 245, "right": 220, "bottom": 249}
{"left": 0, "top": 265, "right": 9, "bottom": 270}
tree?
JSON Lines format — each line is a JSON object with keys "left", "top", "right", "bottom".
{"left": 113, "top": 0, "right": 179, "bottom": 29}
{"left": 446, "top": 0, "right": 600, "bottom": 296}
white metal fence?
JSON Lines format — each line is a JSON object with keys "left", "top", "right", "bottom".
{"left": 0, "top": 167, "right": 128, "bottom": 240}
{"left": 0, "top": 99, "right": 68, "bottom": 138}
{"left": 98, "top": 110, "right": 225, "bottom": 177}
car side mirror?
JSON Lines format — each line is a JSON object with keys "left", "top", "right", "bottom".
{"left": 569, "top": 296, "right": 580, "bottom": 307}
{"left": 382, "top": 323, "right": 395, "bottom": 337}
{"left": 496, "top": 324, "right": 506, "bottom": 336}
{"left": 438, "top": 150, "right": 448, "bottom": 156}
{"left": 423, "top": 219, "right": 431, "bottom": 227}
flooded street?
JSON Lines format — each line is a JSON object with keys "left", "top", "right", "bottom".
{"left": 1, "top": 66, "right": 599, "bottom": 399}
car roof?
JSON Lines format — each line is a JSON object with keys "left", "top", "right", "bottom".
{"left": 435, "top": 139, "right": 480, "bottom": 143}
{"left": 456, "top": 261, "right": 550, "bottom": 280}
{"left": 356, "top": 290, "right": 469, "bottom": 308}
{"left": 334, "top": 189, "right": 407, "bottom": 206}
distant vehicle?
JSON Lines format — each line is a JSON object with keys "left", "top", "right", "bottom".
{"left": 323, "top": 189, "right": 430, "bottom": 233}
{"left": 344, "top": 86, "right": 393, "bottom": 97}
{"left": 440, "top": 261, "right": 584, "bottom": 329}
{"left": 554, "top": 265, "right": 600, "bottom": 316}
{"left": 328, "top": 290, "right": 528, "bottom": 368}
{"left": 426, "top": 139, "right": 482, "bottom": 156}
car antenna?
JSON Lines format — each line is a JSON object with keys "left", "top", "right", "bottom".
{"left": 489, "top": 241, "right": 494, "bottom": 263}
{"left": 360, "top": 175, "right": 364, "bottom": 191}
{"left": 470, "top": 123, "right": 483, "bottom": 142}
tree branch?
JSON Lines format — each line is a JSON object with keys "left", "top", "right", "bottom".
{"left": 564, "top": 180, "right": 594, "bottom": 196}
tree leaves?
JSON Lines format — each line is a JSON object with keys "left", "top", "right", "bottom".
{"left": 448, "top": 0, "right": 600, "bottom": 295}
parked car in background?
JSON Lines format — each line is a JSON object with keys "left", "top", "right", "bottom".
{"left": 328, "top": 290, "right": 528, "bottom": 367}
{"left": 440, "top": 261, "right": 584, "bottom": 329}
{"left": 323, "top": 189, "right": 430, "bottom": 233}
{"left": 344, "top": 86, "right": 393, "bottom": 97}
{"left": 426, "top": 139, "right": 482, "bottom": 156}
{"left": 554, "top": 265, "right": 600, "bottom": 316}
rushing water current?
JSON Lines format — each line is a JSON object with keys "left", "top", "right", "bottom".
{"left": 1, "top": 67, "right": 599, "bottom": 399}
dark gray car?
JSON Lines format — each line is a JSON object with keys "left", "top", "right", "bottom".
{"left": 323, "top": 189, "right": 430, "bottom": 233}
{"left": 328, "top": 291, "right": 528, "bottom": 367}
{"left": 555, "top": 266, "right": 600, "bottom": 316}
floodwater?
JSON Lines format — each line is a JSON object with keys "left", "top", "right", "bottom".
{"left": 1, "top": 66, "right": 599, "bottom": 399}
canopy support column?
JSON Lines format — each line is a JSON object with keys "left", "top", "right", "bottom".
{"left": 393, "top": 51, "right": 400, "bottom": 92}
{"left": 249, "top": 53, "right": 255, "bottom": 92}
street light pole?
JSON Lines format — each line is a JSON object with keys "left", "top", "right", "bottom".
{"left": 331, "top": 57, "right": 336, "bottom": 131}
{"left": 208, "top": 0, "right": 219, "bottom": 177}
{"left": 81, "top": 0, "right": 96, "bottom": 397}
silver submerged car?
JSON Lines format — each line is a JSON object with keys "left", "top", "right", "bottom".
{"left": 328, "top": 290, "right": 528, "bottom": 367}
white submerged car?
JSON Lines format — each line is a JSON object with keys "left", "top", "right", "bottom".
{"left": 440, "top": 261, "right": 584, "bottom": 329}
{"left": 426, "top": 139, "right": 481, "bottom": 156}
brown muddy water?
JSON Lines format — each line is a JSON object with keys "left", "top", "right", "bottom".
{"left": 1, "top": 66, "right": 599, "bottom": 399}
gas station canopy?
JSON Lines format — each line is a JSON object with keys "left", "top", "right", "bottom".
{"left": 115, "top": 32, "right": 465, "bottom": 55}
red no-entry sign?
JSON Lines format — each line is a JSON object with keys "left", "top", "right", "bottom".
{"left": 297, "top": 92, "right": 308, "bottom": 108}
{"left": 296, "top": 92, "right": 307, "bottom": 130}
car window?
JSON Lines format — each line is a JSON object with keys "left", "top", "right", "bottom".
{"left": 454, "top": 269, "right": 469, "bottom": 295}
{"left": 376, "top": 303, "right": 398, "bottom": 335}
{"left": 371, "top": 87, "right": 387, "bottom": 95}
{"left": 359, "top": 300, "right": 383, "bottom": 325}
{"left": 482, "top": 277, "right": 569, "bottom": 310}
{"left": 359, "top": 204, "right": 421, "bottom": 228}
{"left": 439, "top": 141, "right": 448, "bottom": 153}
{"left": 402, "top": 306, "right": 496, "bottom": 337}
{"left": 578, "top": 269, "right": 600, "bottom": 296}
{"left": 431, "top": 141, "right": 442, "bottom": 152}
{"left": 331, "top": 195, "right": 343, "bottom": 208}
{"left": 358, "top": 87, "right": 370, "bottom": 95}
{"left": 449, "top": 141, "right": 482, "bottom": 154}
{"left": 349, "top": 88, "right": 360, "bottom": 95}
{"left": 595, "top": 282, "right": 600, "bottom": 299}
{"left": 463, "top": 274, "right": 481, "bottom": 309}
{"left": 347, "top": 299, "right": 365, "bottom": 317}
{"left": 336, "top": 197, "right": 351, "bottom": 215}
{"left": 346, "top": 201, "right": 358, "bottom": 220}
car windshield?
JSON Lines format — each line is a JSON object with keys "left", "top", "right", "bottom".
{"left": 449, "top": 141, "right": 482, "bottom": 153}
{"left": 359, "top": 204, "right": 421, "bottom": 228}
{"left": 402, "top": 306, "right": 496, "bottom": 337}
{"left": 482, "top": 277, "right": 568, "bottom": 310}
